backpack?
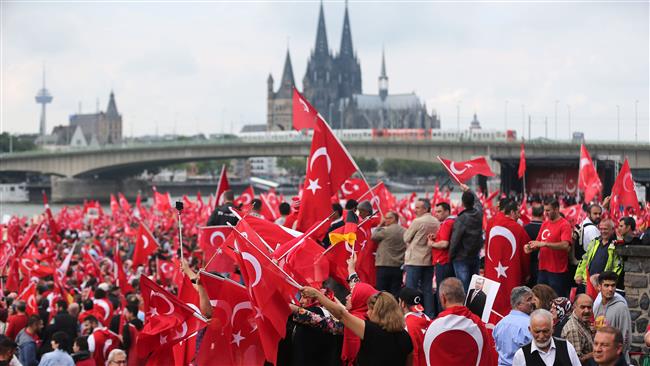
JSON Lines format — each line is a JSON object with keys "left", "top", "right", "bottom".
{"left": 570, "top": 221, "right": 594, "bottom": 265}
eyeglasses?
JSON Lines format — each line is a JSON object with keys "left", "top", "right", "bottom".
{"left": 109, "top": 360, "right": 127, "bottom": 365}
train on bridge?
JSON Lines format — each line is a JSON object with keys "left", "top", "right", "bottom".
{"left": 235, "top": 128, "right": 518, "bottom": 143}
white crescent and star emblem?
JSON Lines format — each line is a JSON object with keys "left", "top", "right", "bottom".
{"left": 160, "top": 262, "right": 172, "bottom": 275}
{"left": 623, "top": 173, "right": 635, "bottom": 192}
{"left": 94, "top": 300, "right": 111, "bottom": 320}
{"left": 540, "top": 229, "right": 551, "bottom": 241}
{"left": 173, "top": 321, "right": 188, "bottom": 339}
{"left": 239, "top": 193, "right": 252, "bottom": 205}
{"left": 231, "top": 301, "right": 253, "bottom": 325}
{"left": 309, "top": 147, "right": 332, "bottom": 173}
{"left": 241, "top": 252, "right": 262, "bottom": 287}
{"left": 298, "top": 97, "right": 310, "bottom": 113}
{"left": 210, "top": 231, "right": 226, "bottom": 247}
{"left": 141, "top": 235, "right": 150, "bottom": 249}
{"left": 150, "top": 291, "right": 175, "bottom": 316}
{"left": 487, "top": 226, "right": 517, "bottom": 278}
{"left": 306, "top": 179, "right": 322, "bottom": 195}
{"left": 450, "top": 162, "right": 472, "bottom": 175}
{"left": 580, "top": 157, "right": 590, "bottom": 169}
{"left": 424, "top": 314, "right": 484, "bottom": 366}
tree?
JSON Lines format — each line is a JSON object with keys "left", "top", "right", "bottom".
{"left": 277, "top": 157, "right": 307, "bottom": 176}
{"left": 354, "top": 156, "right": 378, "bottom": 173}
{"left": 380, "top": 158, "right": 442, "bottom": 177}
{"left": 0, "top": 133, "right": 38, "bottom": 153}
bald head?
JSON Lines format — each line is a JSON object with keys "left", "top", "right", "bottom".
{"left": 439, "top": 277, "right": 466, "bottom": 309}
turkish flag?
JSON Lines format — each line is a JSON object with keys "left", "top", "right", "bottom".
{"left": 610, "top": 159, "right": 640, "bottom": 217}
{"left": 215, "top": 164, "right": 230, "bottom": 207}
{"left": 138, "top": 275, "right": 207, "bottom": 361}
{"left": 42, "top": 192, "right": 61, "bottom": 242}
{"left": 438, "top": 156, "right": 495, "bottom": 184}
{"left": 198, "top": 226, "right": 236, "bottom": 273}
{"left": 234, "top": 185, "right": 255, "bottom": 211}
{"left": 354, "top": 217, "right": 381, "bottom": 287}
{"left": 297, "top": 117, "right": 357, "bottom": 231}
{"left": 110, "top": 194, "right": 120, "bottom": 215}
{"left": 172, "top": 274, "right": 200, "bottom": 366}
{"left": 233, "top": 230, "right": 299, "bottom": 364}
{"left": 293, "top": 87, "right": 319, "bottom": 130}
{"left": 273, "top": 221, "right": 329, "bottom": 287}
{"left": 93, "top": 298, "right": 114, "bottom": 327}
{"left": 259, "top": 192, "right": 280, "bottom": 221}
{"left": 340, "top": 178, "right": 370, "bottom": 201}
{"left": 518, "top": 144, "right": 526, "bottom": 179}
{"left": 484, "top": 215, "right": 531, "bottom": 322}
{"left": 242, "top": 215, "right": 300, "bottom": 250}
{"left": 357, "top": 181, "right": 395, "bottom": 217}
{"left": 579, "top": 145, "right": 602, "bottom": 203}
{"left": 17, "top": 281, "right": 38, "bottom": 315}
{"left": 132, "top": 223, "right": 158, "bottom": 268}
{"left": 424, "top": 305, "right": 497, "bottom": 366}
{"left": 113, "top": 245, "right": 134, "bottom": 294}
{"left": 198, "top": 271, "right": 265, "bottom": 366}
{"left": 19, "top": 257, "right": 55, "bottom": 278}
{"left": 153, "top": 188, "right": 172, "bottom": 213}
{"left": 157, "top": 258, "right": 176, "bottom": 284}
{"left": 561, "top": 204, "right": 583, "bottom": 226}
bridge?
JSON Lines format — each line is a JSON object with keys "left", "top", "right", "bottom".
{"left": 1, "top": 138, "right": 650, "bottom": 178}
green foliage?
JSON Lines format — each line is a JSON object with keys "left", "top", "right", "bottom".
{"left": 196, "top": 160, "right": 230, "bottom": 176}
{"left": 380, "top": 158, "right": 442, "bottom": 177}
{"left": 277, "top": 157, "right": 307, "bottom": 175}
{"left": 0, "top": 133, "right": 38, "bottom": 153}
{"left": 354, "top": 156, "right": 378, "bottom": 173}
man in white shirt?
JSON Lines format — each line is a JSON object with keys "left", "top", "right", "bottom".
{"left": 512, "top": 309, "right": 581, "bottom": 366}
{"left": 580, "top": 204, "right": 602, "bottom": 252}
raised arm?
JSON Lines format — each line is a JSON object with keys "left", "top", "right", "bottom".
{"left": 301, "top": 286, "right": 366, "bottom": 339}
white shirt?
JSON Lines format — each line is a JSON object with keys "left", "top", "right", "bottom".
{"left": 512, "top": 338, "right": 582, "bottom": 366}
{"left": 581, "top": 218, "right": 601, "bottom": 251}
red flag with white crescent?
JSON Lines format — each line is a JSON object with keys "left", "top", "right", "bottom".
{"left": 438, "top": 156, "right": 495, "bottom": 184}
{"left": 215, "top": 164, "right": 231, "bottom": 207}
{"left": 518, "top": 143, "right": 526, "bottom": 179}
{"left": 340, "top": 178, "right": 370, "bottom": 201}
{"left": 132, "top": 223, "right": 159, "bottom": 268}
{"left": 610, "top": 158, "right": 640, "bottom": 218}
{"left": 579, "top": 145, "right": 602, "bottom": 203}
{"left": 233, "top": 185, "right": 255, "bottom": 212}
{"left": 424, "top": 305, "right": 497, "bottom": 366}
{"left": 292, "top": 87, "right": 319, "bottom": 130}
{"left": 17, "top": 281, "right": 38, "bottom": 315}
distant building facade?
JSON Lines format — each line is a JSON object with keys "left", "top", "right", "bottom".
{"left": 68, "top": 91, "right": 122, "bottom": 145}
{"left": 266, "top": 3, "right": 440, "bottom": 131}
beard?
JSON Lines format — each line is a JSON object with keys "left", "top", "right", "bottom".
{"left": 534, "top": 338, "right": 552, "bottom": 349}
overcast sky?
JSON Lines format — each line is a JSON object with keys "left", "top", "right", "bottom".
{"left": 2, "top": 1, "right": 648, "bottom": 142}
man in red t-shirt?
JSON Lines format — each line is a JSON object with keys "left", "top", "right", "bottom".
{"left": 5, "top": 301, "right": 28, "bottom": 340}
{"left": 399, "top": 287, "right": 432, "bottom": 366}
{"left": 524, "top": 199, "right": 573, "bottom": 297}
{"left": 428, "top": 202, "right": 456, "bottom": 316}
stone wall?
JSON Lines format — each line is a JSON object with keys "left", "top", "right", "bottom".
{"left": 617, "top": 245, "right": 650, "bottom": 363}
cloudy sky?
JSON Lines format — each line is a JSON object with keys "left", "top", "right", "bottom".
{"left": 2, "top": 1, "right": 648, "bottom": 142}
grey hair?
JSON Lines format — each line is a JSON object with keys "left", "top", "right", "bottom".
{"left": 439, "top": 277, "right": 466, "bottom": 304}
{"left": 510, "top": 286, "right": 533, "bottom": 308}
{"left": 106, "top": 348, "right": 127, "bottom": 363}
{"left": 530, "top": 309, "right": 553, "bottom": 325}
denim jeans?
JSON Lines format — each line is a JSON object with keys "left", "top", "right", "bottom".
{"left": 376, "top": 266, "right": 403, "bottom": 298}
{"left": 452, "top": 257, "right": 480, "bottom": 293}
{"left": 434, "top": 262, "right": 455, "bottom": 316}
{"left": 538, "top": 270, "right": 568, "bottom": 297}
{"left": 404, "top": 265, "right": 435, "bottom": 317}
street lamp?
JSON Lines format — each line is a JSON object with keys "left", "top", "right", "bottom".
{"left": 617, "top": 105, "right": 620, "bottom": 142}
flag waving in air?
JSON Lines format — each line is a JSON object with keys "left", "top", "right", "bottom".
{"left": 438, "top": 156, "right": 495, "bottom": 184}
{"left": 518, "top": 144, "right": 526, "bottom": 179}
{"left": 215, "top": 164, "right": 230, "bottom": 207}
{"left": 293, "top": 87, "right": 319, "bottom": 130}
{"left": 297, "top": 117, "right": 358, "bottom": 231}
{"left": 610, "top": 159, "right": 640, "bottom": 218}
{"left": 579, "top": 145, "right": 602, "bottom": 203}
{"left": 132, "top": 222, "right": 159, "bottom": 267}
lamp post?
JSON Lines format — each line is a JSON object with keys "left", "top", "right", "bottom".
{"left": 617, "top": 104, "right": 620, "bottom": 142}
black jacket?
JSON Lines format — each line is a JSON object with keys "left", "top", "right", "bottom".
{"left": 449, "top": 190, "right": 484, "bottom": 260}
{"left": 46, "top": 311, "right": 78, "bottom": 347}
{"left": 207, "top": 202, "right": 239, "bottom": 226}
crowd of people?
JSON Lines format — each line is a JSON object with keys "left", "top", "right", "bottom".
{"left": 0, "top": 179, "right": 649, "bottom": 366}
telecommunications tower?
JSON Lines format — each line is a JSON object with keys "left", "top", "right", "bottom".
{"left": 35, "top": 65, "right": 53, "bottom": 136}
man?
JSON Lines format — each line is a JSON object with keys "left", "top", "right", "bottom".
{"left": 274, "top": 202, "right": 291, "bottom": 226}
{"left": 404, "top": 198, "right": 440, "bottom": 316}
{"left": 525, "top": 199, "right": 572, "bottom": 297}
{"left": 485, "top": 201, "right": 531, "bottom": 319}
{"left": 592, "top": 272, "right": 631, "bottom": 364}
{"left": 0, "top": 335, "right": 20, "bottom": 366}
{"left": 15, "top": 315, "right": 43, "bottom": 366}
{"left": 617, "top": 217, "right": 641, "bottom": 245}
{"left": 449, "top": 183, "right": 484, "bottom": 292}
{"left": 248, "top": 198, "right": 265, "bottom": 219}
{"left": 578, "top": 204, "right": 602, "bottom": 253}
{"left": 106, "top": 348, "right": 128, "bottom": 366}
{"left": 575, "top": 219, "right": 622, "bottom": 298}
{"left": 5, "top": 301, "right": 28, "bottom": 340}
{"left": 45, "top": 299, "right": 78, "bottom": 350}
{"left": 84, "top": 315, "right": 121, "bottom": 366}
{"left": 206, "top": 190, "right": 239, "bottom": 226}
{"left": 399, "top": 287, "right": 431, "bottom": 366}
{"left": 524, "top": 206, "right": 544, "bottom": 287}
{"left": 423, "top": 278, "right": 497, "bottom": 366}
{"left": 561, "top": 294, "right": 594, "bottom": 364}
{"left": 588, "top": 327, "right": 627, "bottom": 366}
{"left": 372, "top": 211, "right": 406, "bottom": 296}
{"left": 428, "top": 202, "right": 456, "bottom": 314}
{"left": 512, "top": 309, "right": 582, "bottom": 366}
{"left": 465, "top": 277, "right": 487, "bottom": 318}
{"left": 493, "top": 286, "right": 535, "bottom": 366}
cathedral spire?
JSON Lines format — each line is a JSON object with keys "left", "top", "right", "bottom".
{"left": 339, "top": 0, "right": 354, "bottom": 58}
{"left": 313, "top": 1, "right": 329, "bottom": 56}
{"left": 378, "top": 48, "right": 388, "bottom": 101}
{"left": 106, "top": 90, "right": 119, "bottom": 118}
{"left": 276, "top": 48, "right": 295, "bottom": 98}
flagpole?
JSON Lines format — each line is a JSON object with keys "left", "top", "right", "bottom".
{"left": 277, "top": 212, "right": 336, "bottom": 261}
{"left": 199, "top": 269, "right": 247, "bottom": 289}
{"left": 229, "top": 224, "right": 303, "bottom": 289}
{"left": 175, "top": 202, "right": 184, "bottom": 263}
{"left": 436, "top": 156, "right": 462, "bottom": 185}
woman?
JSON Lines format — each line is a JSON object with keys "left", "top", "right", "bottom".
{"left": 301, "top": 287, "right": 413, "bottom": 366}
{"left": 531, "top": 284, "right": 557, "bottom": 310}
{"left": 38, "top": 331, "right": 74, "bottom": 366}
{"left": 532, "top": 284, "right": 571, "bottom": 336}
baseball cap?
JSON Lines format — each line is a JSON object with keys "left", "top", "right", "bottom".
{"left": 399, "top": 287, "right": 424, "bottom": 312}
